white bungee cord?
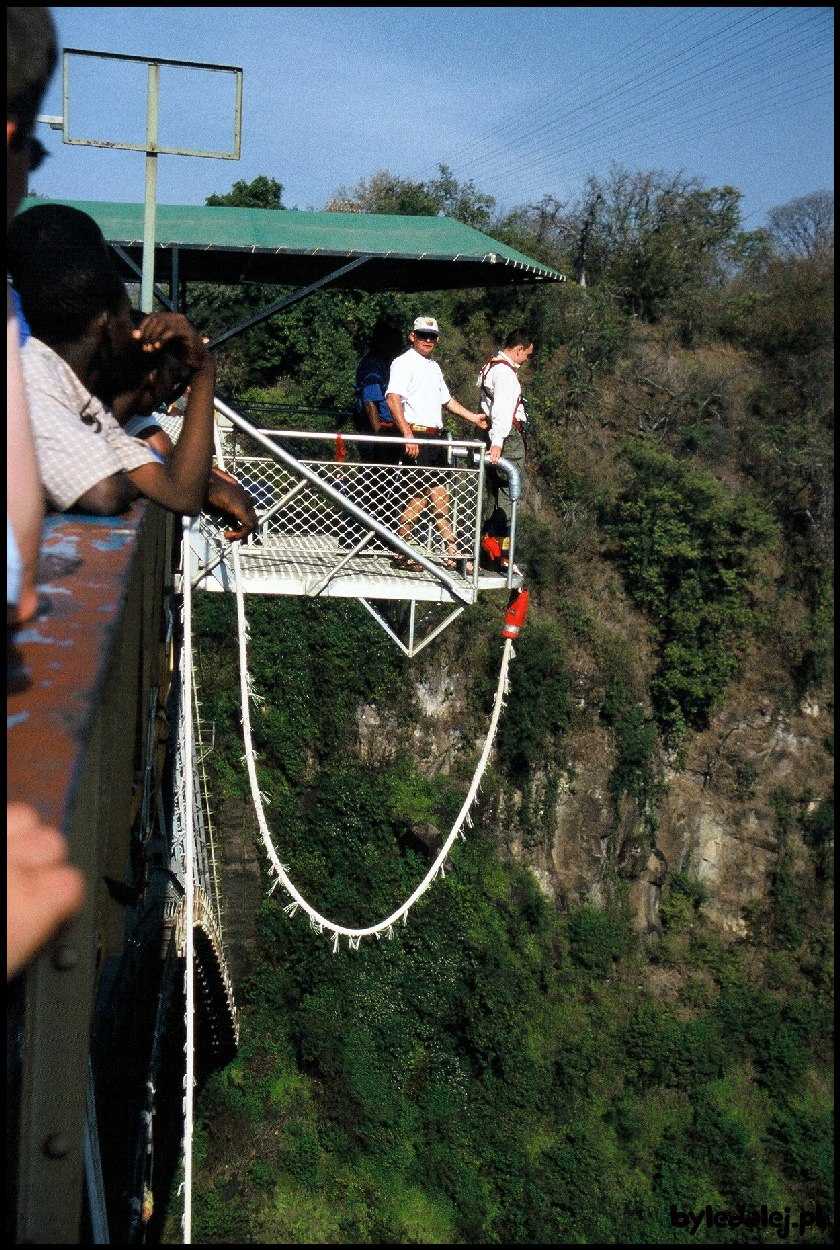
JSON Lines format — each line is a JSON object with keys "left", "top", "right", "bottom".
{"left": 213, "top": 423, "right": 515, "bottom": 948}
{"left": 231, "top": 539, "right": 514, "bottom": 949}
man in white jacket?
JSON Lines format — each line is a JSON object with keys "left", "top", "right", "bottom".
{"left": 477, "top": 329, "right": 534, "bottom": 567}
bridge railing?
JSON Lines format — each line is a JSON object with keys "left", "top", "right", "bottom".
{"left": 7, "top": 503, "right": 174, "bottom": 1243}
{"left": 8, "top": 499, "right": 240, "bottom": 1242}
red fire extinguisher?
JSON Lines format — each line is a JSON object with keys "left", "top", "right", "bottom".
{"left": 502, "top": 588, "right": 529, "bottom": 638}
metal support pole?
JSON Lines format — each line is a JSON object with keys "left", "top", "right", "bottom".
{"left": 494, "top": 456, "right": 521, "bottom": 588}
{"left": 141, "top": 63, "right": 159, "bottom": 313}
{"left": 171, "top": 246, "right": 180, "bottom": 313}
{"left": 109, "top": 243, "right": 173, "bottom": 310}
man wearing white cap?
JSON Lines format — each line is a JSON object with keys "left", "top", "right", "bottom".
{"left": 386, "top": 316, "right": 486, "bottom": 567}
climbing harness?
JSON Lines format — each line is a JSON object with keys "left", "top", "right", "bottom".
{"left": 478, "top": 354, "right": 527, "bottom": 435}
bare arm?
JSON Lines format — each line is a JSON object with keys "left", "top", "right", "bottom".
{"left": 68, "top": 472, "right": 137, "bottom": 516}
{"left": 130, "top": 424, "right": 257, "bottom": 538}
{"left": 205, "top": 469, "right": 259, "bottom": 540}
{"left": 445, "top": 396, "right": 488, "bottom": 429}
{"left": 386, "top": 393, "right": 419, "bottom": 459}
{"left": 364, "top": 400, "right": 383, "bottom": 433}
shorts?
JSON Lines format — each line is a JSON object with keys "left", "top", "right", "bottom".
{"left": 364, "top": 429, "right": 402, "bottom": 466}
{"left": 411, "top": 428, "right": 449, "bottom": 469}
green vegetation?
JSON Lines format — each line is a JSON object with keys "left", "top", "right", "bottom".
{"left": 180, "top": 168, "right": 832, "bottom": 1243}
{"left": 605, "top": 441, "right": 776, "bottom": 747}
{"left": 190, "top": 817, "right": 832, "bottom": 1243}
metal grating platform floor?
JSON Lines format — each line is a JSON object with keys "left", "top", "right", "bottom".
{"left": 190, "top": 532, "right": 516, "bottom": 602}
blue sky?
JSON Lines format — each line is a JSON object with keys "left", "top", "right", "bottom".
{"left": 35, "top": 7, "right": 833, "bottom": 228}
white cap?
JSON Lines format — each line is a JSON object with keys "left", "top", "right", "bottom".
{"left": 412, "top": 316, "right": 440, "bottom": 335}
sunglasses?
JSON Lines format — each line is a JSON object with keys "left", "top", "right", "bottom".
{"left": 414, "top": 331, "right": 439, "bottom": 342}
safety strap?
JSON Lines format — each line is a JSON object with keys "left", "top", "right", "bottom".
{"left": 479, "top": 355, "right": 524, "bottom": 427}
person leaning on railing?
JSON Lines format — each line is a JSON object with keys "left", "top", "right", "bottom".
{"left": 7, "top": 6, "right": 86, "bottom": 980}
{"left": 7, "top": 204, "right": 257, "bottom": 537}
{"left": 112, "top": 311, "right": 258, "bottom": 540}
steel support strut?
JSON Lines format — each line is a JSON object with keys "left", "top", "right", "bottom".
{"left": 207, "top": 256, "right": 372, "bottom": 349}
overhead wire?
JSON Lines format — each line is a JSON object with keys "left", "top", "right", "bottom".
{"left": 495, "top": 50, "right": 833, "bottom": 197}
{"left": 479, "top": 10, "right": 833, "bottom": 197}
{"left": 512, "top": 64, "right": 835, "bottom": 198}
{"left": 461, "top": 7, "right": 786, "bottom": 181}
{"left": 430, "top": 7, "right": 832, "bottom": 210}
{"left": 437, "top": 7, "right": 784, "bottom": 180}
{"left": 438, "top": 5, "right": 703, "bottom": 171}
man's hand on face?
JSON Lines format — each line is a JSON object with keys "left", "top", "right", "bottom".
{"left": 133, "top": 313, "right": 211, "bottom": 375}
{"left": 207, "top": 469, "right": 259, "bottom": 540}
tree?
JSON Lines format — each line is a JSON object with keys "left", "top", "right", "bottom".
{"left": 206, "top": 174, "right": 286, "bottom": 210}
{"left": 182, "top": 177, "right": 288, "bottom": 390}
{"left": 607, "top": 441, "right": 776, "bottom": 744}
{"left": 325, "top": 163, "right": 495, "bottom": 229}
{"left": 766, "top": 190, "right": 834, "bottom": 259}
{"left": 492, "top": 195, "right": 576, "bottom": 273}
{"left": 568, "top": 166, "right": 743, "bottom": 319}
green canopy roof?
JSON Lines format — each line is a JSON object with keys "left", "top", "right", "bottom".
{"left": 20, "top": 197, "right": 563, "bottom": 292}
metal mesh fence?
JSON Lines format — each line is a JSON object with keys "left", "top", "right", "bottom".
{"left": 159, "top": 417, "right": 487, "bottom": 588}
{"left": 234, "top": 453, "right": 481, "bottom": 561}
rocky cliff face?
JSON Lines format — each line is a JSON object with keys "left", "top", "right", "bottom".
{"left": 214, "top": 796, "right": 266, "bottom": 990}
{"left": 356, "top": 643, "right": 833, "bottom": 945}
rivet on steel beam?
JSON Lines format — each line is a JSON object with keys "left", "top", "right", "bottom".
{"left": 52, "top": 944, "right": 79, "bottom": 970}
{"left": 44, "top": 1133, "right": 69, "bottom": 1159}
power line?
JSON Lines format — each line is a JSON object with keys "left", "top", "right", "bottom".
{"left": 473, "top": 9, "right": 832, "bottom": 193}
{"left": 438, "top": 5, "right": 705, "bottom": 171}
{"left": 487, "top": 72, "right": 833, "bottom": 211}
{"left": 437, "top": 7, "right": 785, "bottom": 179}
{"left": 446, "top": 10, "right": 833, "bottom": 209}
{"left": 491, "top": 40, "right": 833, "bottom": 194}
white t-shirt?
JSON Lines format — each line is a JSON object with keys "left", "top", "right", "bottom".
{"left": 386, "top": 348, "right": 451, "bottom": 429}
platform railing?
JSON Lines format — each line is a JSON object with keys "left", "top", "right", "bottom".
{"left": 205, "top": 401, "right": 522, "bottom": 594}
{"left": 236, "top": 435, "right": 480, "bottom": 572}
